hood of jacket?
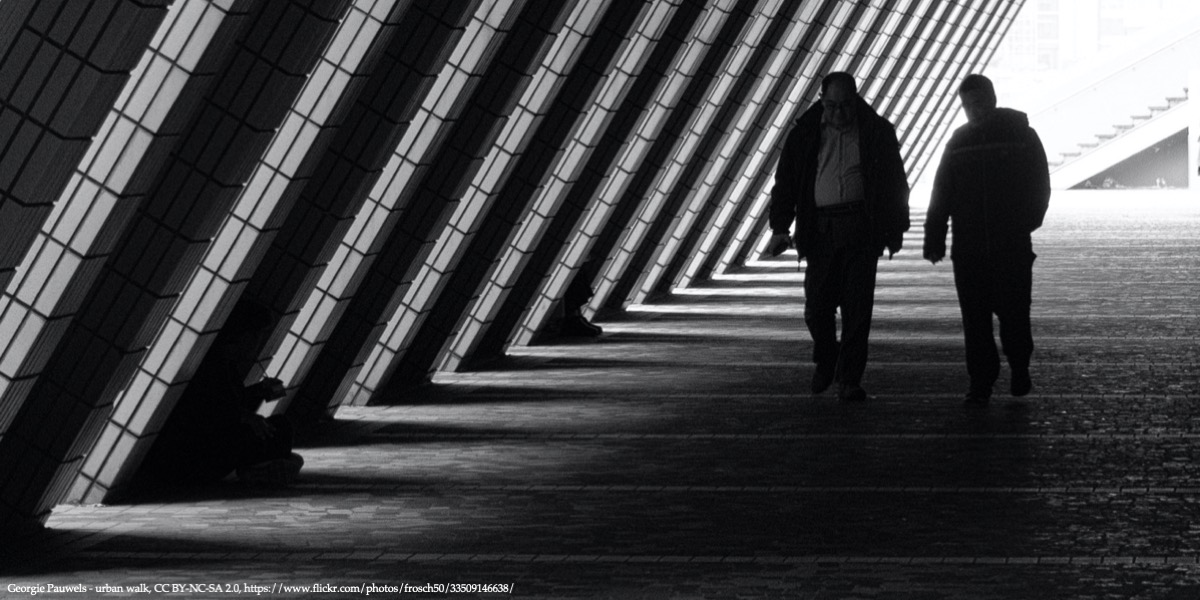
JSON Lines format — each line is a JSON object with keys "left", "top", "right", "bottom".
{"left": 967, "top": 107, "right": 1031, "bottom": 133}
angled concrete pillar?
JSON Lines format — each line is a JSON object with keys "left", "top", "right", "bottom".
{"left": 0, "top": 0, "right": 169, "bottom": 295}
{"left": 905, "top": 0, "right": 1023, "bottom": 181}
{"left": 899, "top": 1, "right": 1003, "bottom": 175}
{"left": 464, "top": 1, "right": 708, "bottom": 361}
{"left": 614, "top": 0, "right": 814, "bottom": 304}
{"left": 0, "top": 0, "right": 349, "bottom": 533}
{"left": 322, "top": 1, "right": 640, "bottom": 396}
{"left": 207, "top": 0, "right": 483, "bottom": 427}
{"left": 276, "top": 0, "right": 576, "bottom": 414}
{"left": 70, "top": 0, "right": 415, "bottom": 505}
{"left": 286, "top": 0, "right": 623, "bottom": 409}
{"left": 588, "top": 0, "right": 760, "bottom": 314}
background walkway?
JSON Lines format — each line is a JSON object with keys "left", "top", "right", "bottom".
{"left": 5, "top": 193, "right": 1199, "bottom": 598}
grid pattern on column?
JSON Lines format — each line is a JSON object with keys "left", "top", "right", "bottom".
{"left": 386, "top": 2, "right": 651, "bottom": 380}
{"left": 361, "top": 0, "right": 601, "bottom": 389}
{"left": 269, "top": 1, "right": 517, "bottom": 412}
{"left": 893, "top": 3, "right": 964, "bottom": 148}
{"left": 232, "top": 1, "right": 482, "bottom": 424}
{"left": 0, "top": 0, "right": 169, "bottom": 295}
{"left": 898, "top": 1, "right": 996, "bottom": 170}
{"left": 888, "top": 3, "right": 957, "bottom": 163}
{"left": 605, "top": 0, "right": 780, "bottom": 308}
{"left": 328, "top": 0, "right": 575, "bottom": 406}
{"left": 703, "top": 0, "right": 848, "bottom": 276}
{"left": 644, "top": 0, "right": 852, "bottom": 293}
{"left": 472, "top": 1, "right": 706, "bottom": 353}
{"left": 586, "top": 0, "right": 756, "bottom": 314}
{"left": 263, "top": 2, "right": 506, "bottom": 418}
{"left": 441, "top": 2, "right": 660, "bottom": 371}
{"left": 0, "top": 0, "right": 349, "bottom": 525}
{"left": 672, "top": 0, "right": 883, "bottom": 292}
{"left": 873, "top": 0, "right": 943, "bottom": 154}
{"left": 907, "top": 1, "right": 1022, "bottom": 183}
{"left": 657, "top": 0, "right": 854, "bottom": 284}
{"left": 858, "top": 0, "right": 932, "bottom": 132}
{"left": 0, "top": 1, "right": 175, "bottom": 436}
{"left": 70, "top": 0, "right": 399, "bottom": 506}
{"left": 504, "top": 2, "right": 719, "bottom": 343}
{"left": 0, "top": 0, "right": 245, "bottom": 526}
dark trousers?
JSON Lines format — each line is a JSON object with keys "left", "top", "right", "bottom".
{"left": 803, "top": 209, "right": 877, "bottom": 387}
{"left": 951, "top": 249, "right": 1035, "bottom": 391}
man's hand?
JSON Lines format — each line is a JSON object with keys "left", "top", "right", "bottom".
{"left": 923, "top": 248, "right": 945, "bottom": 264}
{"left": 767, "top": 233, "right": 792, "bottom": 257}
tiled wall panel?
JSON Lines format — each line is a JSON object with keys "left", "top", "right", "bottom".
{"left": 353, "top": 1, "right": 642, "bottom": 389}
{"left": 0, "top": 0, "right": 350, "bottom": 529}
{"left": 603, "top": 0, "right": 783, "bottom": 308}
{"left": 231, "top": 1, "right": 484, "bottom": 424}
{"left": 464, "top": 0, "right": 705, "bottom": 357}
{"left": 699, "top": 0, "right": 853, "bottom": 275}
{"left": 584, "top": 0, "right": 759, "bottom": 314}
{"left": 333, "top": 0, "right": 579, "bottom": 406}
{"left": 71, "top": 0, "right": 409, "bottom": 505}
{"left": 0, "top": 0, "right": 169, "bottom": 296}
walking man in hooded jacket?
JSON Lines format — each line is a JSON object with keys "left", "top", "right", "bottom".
{"left": 767, "top": 72, "right": 910, "bottom": 402}
{"left": 923, "top": 74, "right": 1051, "bottom": 405}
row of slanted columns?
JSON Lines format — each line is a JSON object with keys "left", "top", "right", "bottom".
{"left": 0, "top": 0, "right": 1022, "bottom": 534}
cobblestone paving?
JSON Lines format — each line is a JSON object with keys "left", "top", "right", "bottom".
{"left": 4, "top": 195, "right": 1200, "bottom": 598}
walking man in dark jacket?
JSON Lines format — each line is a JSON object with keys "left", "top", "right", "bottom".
{"left": 923, "top": 74, "right": 1051, "bottom": 405}
{"left": 768, "top": 72, "right": 910, "bottom": 402}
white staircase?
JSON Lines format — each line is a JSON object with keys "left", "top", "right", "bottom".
{"left": 1026, "top": 21, "right": 1200, "bottom": 189}
{"left": 1048, "top": 91, "right": 1189, "bottom": 189}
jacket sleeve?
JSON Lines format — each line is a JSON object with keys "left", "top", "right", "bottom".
{"left": 878, "top": 122, "right": 910, "bottom": 252}
{"left": 1025, "top": 127, "right": 1051, "bottom": 232}
{"left": 923, "top": 142, "right": 954, "bottom": 257}
{"left": 768, "top": 129, "right": 799, "bottom": 234}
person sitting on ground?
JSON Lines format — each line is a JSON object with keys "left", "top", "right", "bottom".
{"left": 560, "top": 259, "right": 602, "bottom": 337}
{"left": 141, "top": 301, "right": 302, "bottom": 487}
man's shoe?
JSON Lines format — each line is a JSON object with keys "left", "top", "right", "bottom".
{"left": 1010, "top": 367, "right": 1032, "bottom": 397}
{"left": 810, "top": 363, "right": 835, "bottom": 394}
{"left": 837, "top": 383, "right": 870, "bottom": 403}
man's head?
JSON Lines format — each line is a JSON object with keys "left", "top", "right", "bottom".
{"left": 820, "top": 72, "right": 858, "bottom": 130}
{"left": 958, "top": 74, "right": 997, "bottom": 124}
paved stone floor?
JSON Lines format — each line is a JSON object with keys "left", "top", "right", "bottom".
{"left": 4, "top": 192, "right": 1199, "bottom": 598}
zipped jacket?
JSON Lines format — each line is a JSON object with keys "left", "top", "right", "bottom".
{"left": 768, "top": 97, "right": 910, "bottom": 256}
{"left": 924, "top": 108, "right": 1051, "bottom": 258}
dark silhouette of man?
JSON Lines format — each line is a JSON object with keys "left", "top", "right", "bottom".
{"left": 924, "top": 74, "right": 1051, "bottom": 405}
{"left": 140, "top": 301, "right": 302, "bottom": 486}
{"left": 768, "top": 72, "right": 910, "bottom": 402}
